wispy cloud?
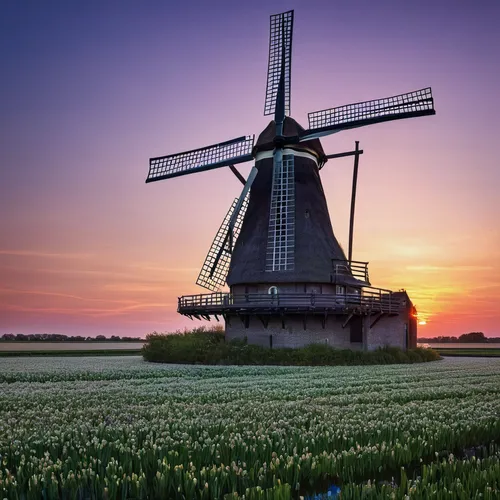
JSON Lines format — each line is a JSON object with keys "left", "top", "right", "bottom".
{"left": 0, "top": 287, "right": 136, "bottom": 305}
{"left": 0, "top": 250, "right": 92, "bottom": 259}
{"left": 127, "top": 262, "right": 199, "bottom": 273}
{"left": 2, "top": 302, "right": 174, "bottom": 318}
{"left": 406, "top": 265, "right": 494, "bottom": 272}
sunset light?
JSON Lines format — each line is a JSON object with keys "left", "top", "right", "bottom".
{"left": 0, "top": 1, "right": 498, "bottom": 339}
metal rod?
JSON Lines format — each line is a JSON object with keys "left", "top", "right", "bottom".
{"left": 348, "top": 141, "right": 360, "bottom": 263}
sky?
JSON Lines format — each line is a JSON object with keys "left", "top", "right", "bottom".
{"left": 1, "top": 0, "right": 499, "bottom": 338}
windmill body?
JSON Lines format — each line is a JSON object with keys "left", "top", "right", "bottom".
{"left": 146, "top": 10, "right": 435, "bottom": 350}
{"left": 227, "top": 117, "right": 347, "bottom": 286}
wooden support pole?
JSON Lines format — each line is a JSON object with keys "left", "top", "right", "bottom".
{"left": 228, "top": 165, "right": 246, "bottom": 185}
{"left": 321, "top": 148, "right": 364, "bottom": 170}
{"left": 342, "top": 313, "right": 354, "bottom": 329}
{"left": 321, "top": 312, "right": 328, "bottom": 329}
{"left": 258, "top": 315, "right": 269, "bottom": 328}
{"left": 348, "top": 141, "right": 360, "bottom": 263}
{"left": 370, "top": 312, "right": 385, "bottom": 329}
{"left": 325, "top": 149, "right": 364, "bottom": 160}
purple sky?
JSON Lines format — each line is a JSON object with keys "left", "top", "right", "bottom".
{"left": 1, "top": 0, "right": 499, "bottom": 337}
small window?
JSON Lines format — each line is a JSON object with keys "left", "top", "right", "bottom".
{"left": 336, "top": 285, "right": 345, "bottom": 295}
{"left": 268, "top": 286, "right": 278, "bottom": 295}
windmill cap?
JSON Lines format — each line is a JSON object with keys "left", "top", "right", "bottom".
{"left": 253, "top": 116, "right": 327, "bottom": 163}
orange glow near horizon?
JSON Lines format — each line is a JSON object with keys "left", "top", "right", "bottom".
{"left": 1, "top": 2, "right": 499, "bottom": 339}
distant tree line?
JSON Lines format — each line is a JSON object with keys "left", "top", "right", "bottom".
{"left": 419, "top": 332, "right": 500, "bottom": 343}
{"left": 0, "top": 333, "right": 143, "bottom": 342}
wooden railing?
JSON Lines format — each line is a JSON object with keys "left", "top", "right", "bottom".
{"left": 332, "top": 259, "right": 370, "bottom": 284}
{"left": 178, "top": 287, "right": 399, "bottom": 315}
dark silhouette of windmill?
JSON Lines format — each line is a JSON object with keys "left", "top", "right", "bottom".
{"left": 146, "top": 10, "right": 435, "bottom": 349}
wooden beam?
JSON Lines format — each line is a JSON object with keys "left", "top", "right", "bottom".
{"left": 325, "top": 149, "right": 364, "bottom": 160}
{"left": 348, "top": 141, "right": 361, "bottom": 263}
{"left": 228, "top": 165, "right": 246, "bottom": 185}
{"left": 258, "top": 315, "right": 269, "bottom": 328}
{"left": 321, "top": 312, "right": 328, "bottom": 329}
{"left": 342, "top": 313, "right": 354, "bottom": 329}
{"left": 370, "top": 313, "right": 385, "bottom": 328}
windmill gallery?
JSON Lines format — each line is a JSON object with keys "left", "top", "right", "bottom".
{"left": 146, "top": 10, "right": 436, "bottom": 350}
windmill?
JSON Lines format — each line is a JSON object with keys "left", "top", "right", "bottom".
{"left": 146, "top": 10, "right": 435, "bottom": 350}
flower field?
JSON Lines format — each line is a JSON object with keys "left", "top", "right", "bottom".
{"left": 1, "top": 356, "right": 499, "bottom": 499}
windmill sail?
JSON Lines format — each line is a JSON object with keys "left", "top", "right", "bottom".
{"left": 147, "top": 136, "right": 254, "bottom": 183}
{"left": 196, "top": 196, "right": 249, "bottom": 291}
{"left": 265, "top": 153, "right": 295, "bottom": 271}
{"left": 300, "top": 88, "right": 435, "bottom": 141}
{"left": 264, "top": 10, "right": 293, "bottom": 117}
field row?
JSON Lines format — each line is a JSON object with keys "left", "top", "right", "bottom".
{"left": 1, "top": 356, "right": 499, "bottom": 499}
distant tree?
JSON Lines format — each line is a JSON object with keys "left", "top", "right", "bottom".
{"left": 95, "top": 335, "right": 106, "bottom": 341}
{"left": 459, "top": 332, "right": 487, "bottom": 343}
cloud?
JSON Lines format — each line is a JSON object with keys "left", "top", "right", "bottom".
{"left": 0, "top": 249, "right": 92, "bottom": 259}
{"left": 406, "top": 265, "right": 494, "bottom": 272}
{"left": 0, "top": 287, "right": 136, "bottom": 305}
{"left": 2, "top": 302, "right": 174, "bottom": 318}
{"left": 127, "top": 262, "right": 199, "bottom": 273}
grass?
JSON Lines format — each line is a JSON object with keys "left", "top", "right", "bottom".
{"left": 142, "top": 327, "right": 441, "bottom": 365}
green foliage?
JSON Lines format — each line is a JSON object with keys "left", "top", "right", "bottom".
{"left": 142, "top": 327, "right": 441, "bottom": 365}
{"left": 342, "top": 446, "right": 500, "bottom": 499}
{"left": 1, "top": 356, "right": 499, "bottom": 499}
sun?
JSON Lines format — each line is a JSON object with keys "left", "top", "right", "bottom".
{"left": 418, "top": 320, "right": 427, "bottom": 326}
